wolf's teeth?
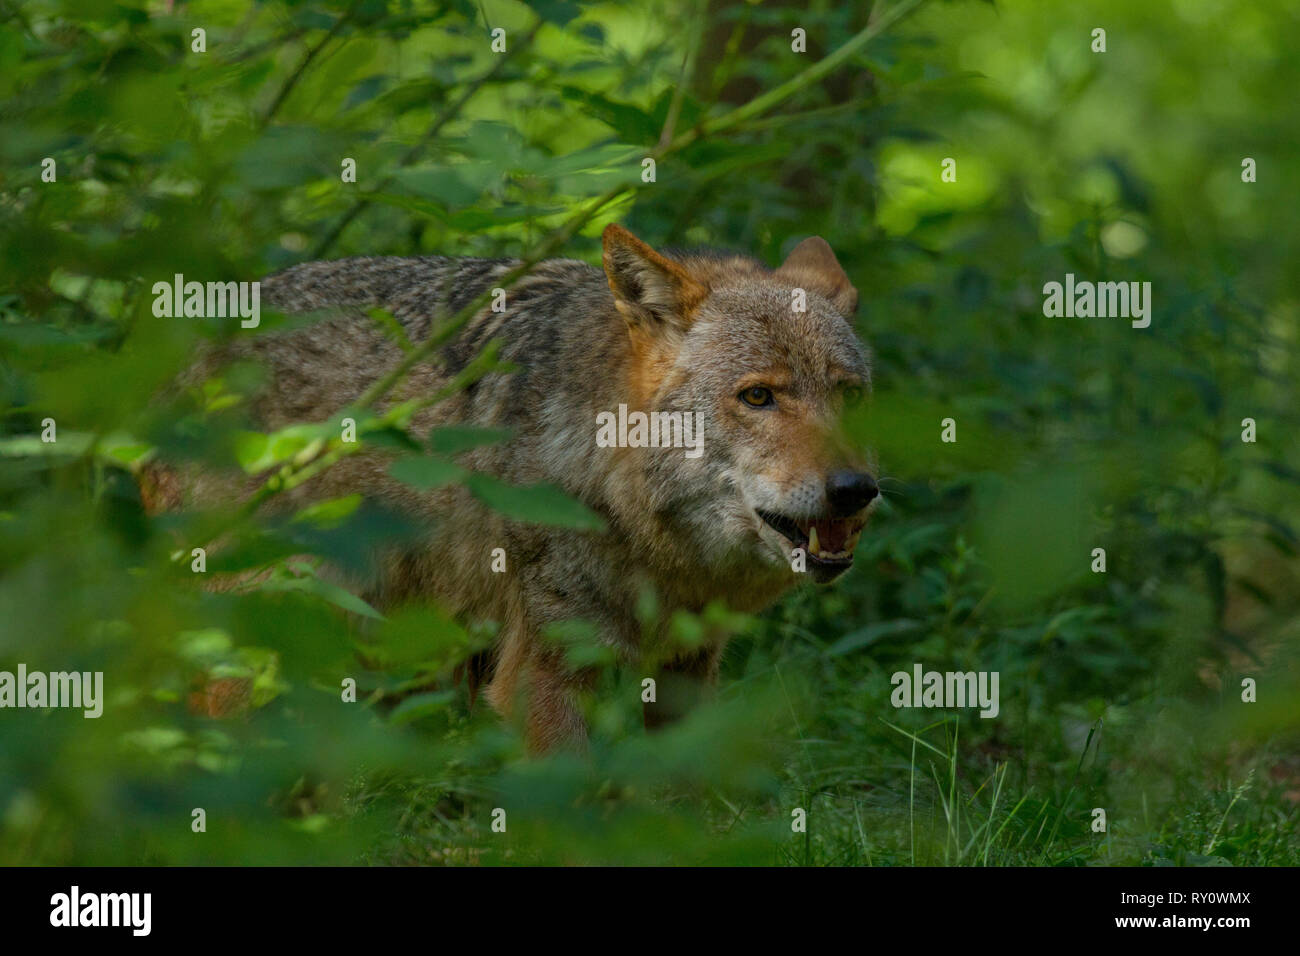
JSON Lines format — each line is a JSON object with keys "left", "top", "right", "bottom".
{"left": 808, "top": 526, "right": 820, "bottom": 555}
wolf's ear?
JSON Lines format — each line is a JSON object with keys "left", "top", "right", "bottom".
{"left": 776, "top": 236, "right": 858, "bottom": 315}
{"left": 602, "top": 224, "right": 707, "bottom": 331}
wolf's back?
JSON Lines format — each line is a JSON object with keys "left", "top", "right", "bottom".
{"left": 149, "top": 253, "right": 624, "bottom": 605}
{"left": 256, "top": 253, "right": 617, "bottom": 381}
{"left": 261, "top": 255, "right": 519, "bottom": 335}
{"left": 237, "top": 255, "right": 547, "bottom": 429}
{"left": 193, "top": 254, "right": 626, "bottom": 494}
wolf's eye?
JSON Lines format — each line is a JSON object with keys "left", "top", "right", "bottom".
{"left": 843, "top": 384, "right": 865, "bottom": 405}
{"left": 739, "top": 386, "right": 774, "bottom": 408}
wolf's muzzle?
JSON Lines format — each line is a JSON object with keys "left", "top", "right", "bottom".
{"left": 825, "top": 470, "right": 878, "bottom": 518}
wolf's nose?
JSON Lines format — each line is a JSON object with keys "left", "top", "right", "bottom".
{"left": 826, "top": 470, "right": 878, "bottom": 517}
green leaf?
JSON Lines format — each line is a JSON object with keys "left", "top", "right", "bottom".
{"left": 388, "top": 456, "right": 466, "bottom": 488}
{"left": 0, "top": 433, "right": 92, "bottom": 457}
{"left": 388, "top": 690, "right": 457, "bottom": 725}
{"left": 101, "top": 440, "right": 152, "bottom": 466}
{"left": 361, "top": 427, "right": 424, "bottom": 453}
{"left": 446, "top": 203, "right": 569, "bottom": 231}
{"left": 233, "top": 423, "right": 332, "bottom": 474}
{"left": 531, "top": 0, "right": 581, "bottom": 26}
{"left": 558, "top": 88, "right": 659, "bottom": 142}
{"left": 428, "top": 425, "right": 513, "bottom": 455}
{"left": 235, "top": 127, "right": 334, "bottom": 189}
{"left": 292, "top": 494, "right": 364, "bottom": 528}
{"left": 258, "top": 575, "right": 385, "bottom": 620}
{"left": 465, "top": 474, "right": 605, "bottom": 530}
{"left": 366, "top": 306, "right": 415, "bottom": 352}
{"left": 176, "top": 628, "right": 235, "bottom": 663}
{"left": 367, "top": 606, "right": 473, "bottom": 668}
{"left": 121, "top": 727, "right": 187, "bottom": 755}
{"left": 391, "top": 168, "right": 478, "bottom": 207}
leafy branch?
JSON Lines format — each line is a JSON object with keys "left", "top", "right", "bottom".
{"left": 202, "top": 0, "right": 930, "bottom": 545}
{"left": 311, "top": 19, "right": 546, "bottom": 258}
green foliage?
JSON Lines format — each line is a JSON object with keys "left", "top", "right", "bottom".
{"left": 1, "top": 0, "right": 1297, "bottom": 866}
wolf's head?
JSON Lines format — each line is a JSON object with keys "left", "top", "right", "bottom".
{"left": 602, "top": 224, "right": 878, "bottom": 589}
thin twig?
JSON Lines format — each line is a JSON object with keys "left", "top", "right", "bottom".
{"left": 311, "top": 20, "right": 545, "bottom": 259}
{"left": 221, "top": 26, "right": 309, "bottom": 66}
{"left": 656, "top": 0, "right": 708, "bottom": 148}
{"left": 357, "top": 0, "right": 925, "bottom": 412}
{"left": 226, "top": 0, "right": 930, "bottom": 520}
{"left": 669, "top": 0, "right": 925, "bottom": 151}
{"left": 262, "top": 1, "right": 361, "bottom": 125}
{"left": 353, "top": 182, "right": 627, "bottom": 409}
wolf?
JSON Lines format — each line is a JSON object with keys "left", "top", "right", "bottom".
{"left": 145, "top": 225, "right": 879, "bottom": 751}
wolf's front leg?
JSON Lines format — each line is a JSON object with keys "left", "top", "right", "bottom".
{"left": 482, "top": 608, "right": 601, "bottom": 754}
{"left": 643, "top": 642, "right": 726, "bottom": 732}
{"left": 522, "top": 657, "right": 592, "bottom": 753}
{"left": 481, "top": 535, "right": 637, "bottom": 753}
{"left": 485, "top": 642, "right": 594, "bottom": 753}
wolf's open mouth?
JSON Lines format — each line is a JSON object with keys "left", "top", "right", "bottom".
{"left": 757, "top": 510, "right": 865, "bottom": 565}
